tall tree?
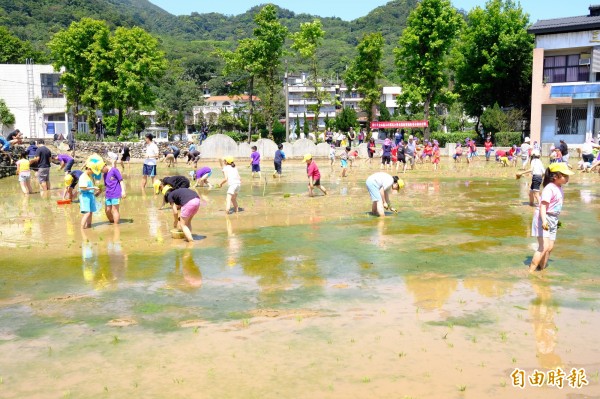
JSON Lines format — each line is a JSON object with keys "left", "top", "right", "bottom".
{"left": 345, "top": 33, "right": 385, "bottom": 136}
{"left": 394, "top": 0, "right": 464, "bottom": 139}
{"left": 48, "top": 18, "right": 110, "bottom": 127}
{"left": 453, "top": 0, "right": 533, "bottom": 128}
{"left": 291, "top": 20, "right": 327, "bottom": 133}
{"left": 92, "top": 26, "right": 167, "bottom": 135}
{"left": 217, "top": 38, "right": 261, "bottom": 142}
{"left": 253, "top": 5, "right": 288, "bottom": 139}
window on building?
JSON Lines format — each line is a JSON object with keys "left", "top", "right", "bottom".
{"left": 556, "top": 106, "right": 587, "bottom": 135}
{"left": 41, "top": 74, "right": 63, "bottom": 98}
{"left": 544, "top": 55, "right": 590, "bottom": 83}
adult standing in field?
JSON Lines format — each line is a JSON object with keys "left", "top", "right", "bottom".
{"left": 95, "top": 118, "right": 105, "bottom": 142}
{"left": 348, "top": 127, "right": 356, "bottom": 146}
{"left": 365, "top": 172, "right": 402, "bottom": 217}
{"left": 394, "top": 129, "right": 402, "bottom": 146}
{"left": 67, "top": 127, "right": 76, "bottom": 152}
{"left": 141, "top": 133, "right": 159, "bottom": 191}
{"left": 29, "top": 142, "right": 52, "bottom": 192}
{"left": 358, "top": 129, "right": 365, "bottom": 145}
{"left": 520, "top": 137, "right": 531, "bottom": 169}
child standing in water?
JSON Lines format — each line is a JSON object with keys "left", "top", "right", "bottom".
{"left": 340, "top": 146, "right": 350, "bottom": 178}
{"left": 432, "top": 141, "right": 441, "bottom": 171}
{"left": 273, "top": 143, "right": 286, "bottom": 178}
{"left": 529, "top": 163, "right": 574, "bottom": 272}
{"left": 102, "top": 161, "right": 126, "bottom": 224}
{"left": 516, "top": 149, "right": 544, "bottom": 206}
{"left": 250, "top": 146, "right": 261, "bottom": 179}
{"left": 304, "top": 154, "right": 327, "bottom": 197}
{"left": 16, "top": 151, "right": 33, "bottom": 194}
{"left": 218, "top": 157, "right": 242, "bottom": 214}
{"left": 79, "top": 159, "right": 103, "bottom": 229}
{"left": 328, "top": 144, "right": 336, "bottom": 171}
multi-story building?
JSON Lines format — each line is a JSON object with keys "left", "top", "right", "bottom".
{"left": 0, "top": 63, "right": 69, "bottom": 138}
{"left": 285, "top": 73, "right": 364, "bottom": 132}
{"left": 529, "top": 5, "right": 600, "bottom": 144}
{"left": 192, "top": 95, "right": 258, "bottom": 126}
{"left": 381, "top": 87, "right": 402, "bottom": 115}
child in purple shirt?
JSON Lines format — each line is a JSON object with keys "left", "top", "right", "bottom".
{"left": 101, "top": 164, "right": 126, "bottom": 224}
{"left": 55, "top": 153, "right": 75, "bottom": 173}
{"left": 250, "top": 146, "right": 261, "bottom": 179}
{"left": 193, "top": 166, "right": 212, "bottom": 188}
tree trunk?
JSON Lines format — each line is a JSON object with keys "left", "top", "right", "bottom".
{"left": 267, "top": 70, "right": 274, "bottom": 140}
{"left": 423, "top": 96, "right": 432, "bottom": 140}
{"left": 248, "top": 76, "right": 254, "bottom": 144}
{"left": 116, "top": 107, "right": 123, "bottom": 136}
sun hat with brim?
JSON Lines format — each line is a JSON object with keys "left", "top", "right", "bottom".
{"left": 549, "top": 162, "right": 574, "bottom": 175}
{"left": 64, "top": 174, "right": 74, "bottom": 187}
{"left": 85, "top": 154, "right": 105, "bottom": 179}
{"left": 525, "top": 137, "right": 531, "bottom": 143}
{"left": 153, "top": 180, "right": 162, "bottom": 194}
{"left": 303, "top": 153, "right": 313, "bottom": 161}
{"left": 223, "top": 156, "right": 234, "bottom": 164}
{"left": 384, "top": 138, "right": 391, "bottom": 146}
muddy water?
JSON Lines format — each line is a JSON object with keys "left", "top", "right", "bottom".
{"left": 1, "top": 160, "right": 599, "bottom": 398}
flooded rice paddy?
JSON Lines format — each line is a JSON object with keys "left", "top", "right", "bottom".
{"left": 0, "top": 159, "right": 599, "bottom": 398}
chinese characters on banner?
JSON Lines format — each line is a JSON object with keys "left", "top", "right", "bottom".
{"left": 370, "top": 120, "right": 429, "bottom": 129}
{"left": 511, "top": 368, "right": 588, "bottom": 389}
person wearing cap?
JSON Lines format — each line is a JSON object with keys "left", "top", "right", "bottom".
{"left": 304, "top": 154, "right": 327, "bottom": 197}
{"left": 520, "top": 137, "right": 531, "bottom": 169}
{"left": 365, "top": 172, "right": 402, "bottom": 216}
{"left": 63, "top": 170, "right": 83, "bottom": 200}
{"left": 154, "top": 175, "right": 191, "bottom": 207}
{"left": 141, "top": 133, "right": 159, "bottom": 191}
{"left": 217, "top": 157, "right": 242, "bottom": 214}
{"left": 79, "top": 155, "right": 105, "bottom": 229}
{"left": 516, "top": 149, "right": 544, "bottom": 206}
{"left": 529, "top": 162, "right": 574, "bottom": 272}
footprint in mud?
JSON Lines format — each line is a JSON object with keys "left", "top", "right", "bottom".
{"left": 51, "top": 294, "right": 90, "bottom": 301}
{"left": 107, "top": 318, "right": 137, "bottom": 327}
{"left": 178, "top": 319, "right": 206, "bottom": 328}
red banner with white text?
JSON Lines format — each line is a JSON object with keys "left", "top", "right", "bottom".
{"left": 370, "top": 120, "right": 429, "bottom": 129}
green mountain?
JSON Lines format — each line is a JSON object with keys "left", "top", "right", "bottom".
{"left": 0, "top": 0, "right": 416, "bottom": 72}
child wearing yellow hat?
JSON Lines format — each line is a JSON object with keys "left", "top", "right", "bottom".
{"left": 529, "top": 162, "right": 574, "bottom": 272}
{"left": 217, "top": 157, "right": 242, "bottom": 214}
{"left": 63, "top": 170, "right": 83, "bottom": 200}
{"left": 304, "top": 154, "right": 327, "bottom": 197}
{"left": 79, "top": 155, "right": 105, "bottom": 229}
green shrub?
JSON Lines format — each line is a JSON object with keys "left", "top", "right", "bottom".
{"left": 494, "top": 131, "right": 522, "bottom": 147}
{"left": 430, "top": 131, "right": 477, "bottom": 147}
{"left": 75, "top": 132, "right": 95, "bottom": 142}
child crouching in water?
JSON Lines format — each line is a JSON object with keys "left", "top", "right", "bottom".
{"left": 164, "top": 186, "right": 201, "bottom": 242}
{"left": 529, "top": 162, "right": 574, "bottom": 272}
{"left": 218, "top": 157, "right": 242, "bottom": 214}
{"left": 516, "top": 149, "right": 544, "bottom": 206}
{"left": 193, "top": 166, "right": 212, "bottom": 188}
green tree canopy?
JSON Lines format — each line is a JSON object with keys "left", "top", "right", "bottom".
{"left": 336, "top": 107, "right": 358, "bottom": 132}
{"left": 345, "top": 32, "right": 385, "bottom": 134}
{"left": 0, "top": 99, "right": 16, "bottom": 130}
{"left": 394, "top": 0, "right": 464, "bottom": 139}
{"left": 453, "top": 0, "right": 533, "bottom": 124}
{"left": 0, "top": 26, "right": 43, "bottom": 63}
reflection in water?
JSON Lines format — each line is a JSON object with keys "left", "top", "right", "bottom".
{"left": 405, "top": 274, "right": 458, "bottom": 310}
{"left": 107, "top": 226, "right": 128, "bottom": 281}
{"left": 463, "top": 277, "right": 514, "bottom": 298}
{"left": 167, "top": 249, "right": 202, "bottom": 292}
{"left": 81, "top": 228, "right": 129, "bottom": 290}
{"left": 226, "top": 217, "right": 241, "bottom": 267}
{"left": 81, "top": 230, "right": 98, "bottom": 285}
{"left": 529, "top": 279, "right": 562, "bottom": 369}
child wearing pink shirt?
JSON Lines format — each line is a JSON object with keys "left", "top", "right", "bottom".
{"left": 529, "top": 162, "right": 574, "bottom": 272}
{"left": 303, "top": 153, "right": 327, "bottom": 197}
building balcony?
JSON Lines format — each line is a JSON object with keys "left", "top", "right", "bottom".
{"left": 289, "top": 86, "right": 315, "bottom": 93}
{"left": 289, "top": 99, "right": 305, "bottom": 105}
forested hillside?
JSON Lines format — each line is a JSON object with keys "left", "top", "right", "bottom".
{"left": 0, "top": 0, "right": 418, "bottom": 77}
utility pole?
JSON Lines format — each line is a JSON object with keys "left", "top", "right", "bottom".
{"left": 284, "top": 60, "right": 290, "bottom": 143}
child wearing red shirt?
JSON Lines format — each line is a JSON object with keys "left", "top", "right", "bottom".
{"left": 304, "top": 154, "right": 327, "bottom": 197}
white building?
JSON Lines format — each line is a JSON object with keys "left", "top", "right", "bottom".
{"left": 381, "top": 87, "right": 402, "bottom": 114}
{"left": 0, "top": 63, "right": 68, "bottom": 138}
{"left": 192, "top": 95, "right": 258, "bottom": 126}
{"left": 285, "top": 73, "right": 363, "bottom": 132}
{"left": 529, "top": 5, "right": 600, "bottom": 144}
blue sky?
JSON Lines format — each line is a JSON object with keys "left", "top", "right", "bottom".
{"left": 149, "top": 0, "right": 591, "bottom": 22}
